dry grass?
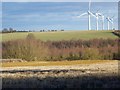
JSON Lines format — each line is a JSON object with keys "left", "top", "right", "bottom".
{"left": 2, "top": 60, "right": 116, "bottom": 67}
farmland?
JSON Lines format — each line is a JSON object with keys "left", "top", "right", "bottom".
{"left": 1, "top": 30, "right": 118, "bottom": 42}
{"left": 1, "top": 30, "right": 120, "bottom": 89}
{"left": 2, "top": 31, "right": 119, "bottom": 61}
{"left": 1, "top": 60, "right": 120, "bottom": 88}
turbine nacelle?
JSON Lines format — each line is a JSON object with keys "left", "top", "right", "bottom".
{"left": 87, "top": 11, "right": 91, "bottom": 14}
{"left": 106, "top": 17, "right": 111, "bottom": 22}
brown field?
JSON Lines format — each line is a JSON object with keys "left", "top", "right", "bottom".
{"left": 2, "top": 60, "right": 114, "bottom": 67}
{"left": 1, "top": 60, "right": 120, "bottom": 88}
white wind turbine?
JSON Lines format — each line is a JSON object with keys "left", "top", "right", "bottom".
{"left": 97, "top": 13, "right": 105, "bottom": 30}
{"left": 106, "top": 16, "right": 115, "bottom": 30}
{"left": 109, "top": 16, "right": 115, "bottom": 30}
{"left": 92, "top": 11, "right": 100, "bottom": 31}
{"left": 77, "top": 0, "right": 95, "bottom": 30}
{"left": 106, "top": 16, "right": 111, "bottom": 30}
{"left": 92, "top": 9, "right": 106, "bottom": 31}
{"left": 92, "top": 10, "right": 104, "bottom": 31}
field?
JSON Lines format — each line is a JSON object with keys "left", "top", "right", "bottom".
{"left": 2, "top": 60, "right": 112, "bottom": 67}
{"left": 1, "top": 60, "right": 120, "bottom": 88}
{"left": 1, "top": 30, "right": 118, "bottom": 42}
{"left": 1, "top": 30, "right": 120, "bottom": 89}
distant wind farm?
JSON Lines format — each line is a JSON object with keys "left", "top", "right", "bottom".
{"left": 77, "top": 0, "right": 116, "bottom": 31}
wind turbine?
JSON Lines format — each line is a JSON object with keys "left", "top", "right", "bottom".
{"left": 106, "top": 17, "right": 111, "bottom": 30}
{"left": 109, "top": 16, "right": 115, "bottom": 30}
{"left": 106, "top": 16, "right": 115, "bottom": 30}
{"left": 77, "top": 0, "right": 95, "bottom": 30}
{"left": 93, "top": 11, "right": 100, "bottom": 31}
{"left": 92, "top": 10, "right": 104, "bottom": 31}
{"left": 97, "top": 13, "right": 105, "bottom": 30}
{"left": 93, "top": 10, "right": 105, "bottom": 31}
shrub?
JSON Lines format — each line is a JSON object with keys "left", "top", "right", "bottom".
{"left": 26, "top": 33, "right": 35, "bottom": 40}
{"left": 81, "top": 48, "right": 100, "bottom": 60}
{"left": 2, "top": 39, "right": 49, "bottom": 61}
{"left": 2, "top": 38, "right": 119, "bottom": 61}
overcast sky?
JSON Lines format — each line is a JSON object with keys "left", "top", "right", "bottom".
{"left": 2, "top": 1, "right": 118, "bottom": 31}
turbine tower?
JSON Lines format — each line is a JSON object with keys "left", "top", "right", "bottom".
{"left": 95, "top": 13, "right": 99, "bottom": 31}
{"left": 88, "top": 0, "right": 91, "bottom": 30}
{"left": 101, "top": 15, "right": 105, "bottom": 30}
{"left": 77, "top": 0, "right": 95, "bottom": 30}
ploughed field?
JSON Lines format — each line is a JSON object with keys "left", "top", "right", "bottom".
{"left": 1, "top": 60, "right": 120, "bottom": 88}
{"left": 1, "top": 30, "right": 118, "bottom": 42}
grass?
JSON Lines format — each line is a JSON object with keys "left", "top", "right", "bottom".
{"left": 1, "top": 30, "right": 118, "bottom": 42}
{"left": 2, "top": 60, "right": 116, "bottom": 67}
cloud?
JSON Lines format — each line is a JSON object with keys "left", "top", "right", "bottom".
{"left": 3, "top": 12, "right": 77, "bottom": 23}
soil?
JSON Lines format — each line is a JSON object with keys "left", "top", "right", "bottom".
{"left": 1, "top": 60, "right": 120, "bottom": 88}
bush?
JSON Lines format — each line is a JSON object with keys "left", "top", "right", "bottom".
{"left": 2, "top": 38, "right": 119, "bottom": 61}
{"left": 81, "top": 48, "right": 101, "bottom": 60}
{"left": 26, "top": 33, "right": 35, "bottom": 40}
{"left": 2, "top": 39, "right": 49, "bottom": 61}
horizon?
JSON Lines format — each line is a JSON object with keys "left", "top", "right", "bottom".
{"left": 2, "top": 2, "right": 118, "bottom": 31}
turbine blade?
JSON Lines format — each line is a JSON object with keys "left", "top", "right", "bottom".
{"left": 97, "top": 13, "right": 102, "bottom": 16}
{"left": 77, "top": 13, "right": 87, "bottom": 18}
{"left": 96, "top": 9, "right": 100, "bottom": 13}
{"left": 89, "top": 11, "right": 96, "bottom": 18}
{"left": 97, "top": 13, "right": 104, "bottom": 20}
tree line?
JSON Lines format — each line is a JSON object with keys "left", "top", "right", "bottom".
{"left": 1, "top": 28, "right": 64, "bottom": 33}
{"left": 2, "top": 33, "right": 119, "bottom": 61}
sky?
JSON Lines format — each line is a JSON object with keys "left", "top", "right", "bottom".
{"left": 1, "top": 1, "right": 118, "bottom": 31}
{"left": 1, "top": 0, "right": 120, "bottom": 2}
